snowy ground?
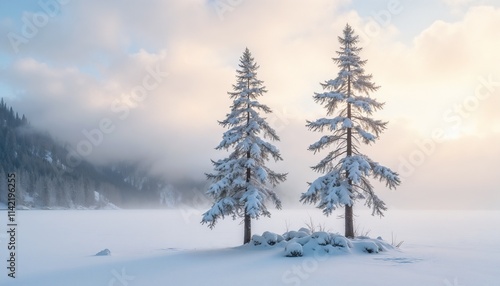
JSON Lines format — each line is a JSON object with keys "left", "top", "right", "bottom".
{"left": 0, "top": 209, "right": 499, "bottom": 285}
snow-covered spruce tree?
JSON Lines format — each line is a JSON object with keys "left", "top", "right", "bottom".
{"left": 301, "top": 24, "right": 400, "bottom": 238}
{"left": 202, "top": 48, "right": 287, "bottom": 244}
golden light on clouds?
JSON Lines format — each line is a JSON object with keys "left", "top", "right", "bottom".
{"left": 1, "top": 0, "right": 499, "bottom": 209}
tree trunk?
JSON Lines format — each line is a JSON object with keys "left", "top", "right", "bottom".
{"left": 243, "top": 77, "right": 252, "bottom": 245}
{"left": 345, "top": 64, "right": 355, "bottom": 238}
{"left": 244, "top": 213, "right": 251, "bottom": 244}
{"left": 345, "top": 204, "right": 354, "bottom": 238}
{"left": 345, "top": 102, "right": 354, "bottom": 238}
{"left": 244, "top": 159, "right": 252, "bottom": 244}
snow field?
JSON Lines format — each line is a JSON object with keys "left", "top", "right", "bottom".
{"left": 0, "top": 209, "right": 498, "bottom": 285}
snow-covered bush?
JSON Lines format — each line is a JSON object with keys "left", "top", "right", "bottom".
{"left": 251, "top": 234, "right": 266, "bottom": 246}
{"left": 331, "top": 235, "right": 351, "bottom": 248}
{"left": 285, "top": 242, "right": 303, "bottom": 257}
{"left": 311, "top": 231, "right": 331, "bottom": 246}
{"left": 262, "top": 231, "right": 283, "bottom": 246}
{"left": 354, "top": 241, "right": 380, "bottom": 254}
{"left": 298, "top": 227, "right": 311, "bottom": 235}
{"left": 250, "top": 230, "right": 395, "bottom": 257}
{"left": 251, "top": 232, "right": 285, "bottom": 246}
{"left": 283, "top": 230, "right": 309, "bottom": 241}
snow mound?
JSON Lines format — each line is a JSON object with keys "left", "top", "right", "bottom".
{"left": 95, "top": 249, "right": 111, "bottom": 256}
{"left": 250, "top": 230, "right": 395, "bottom": 257}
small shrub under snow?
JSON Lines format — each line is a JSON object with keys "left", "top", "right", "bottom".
{"left": 250, "top": 230, "right": 395, "bottom": 257}
{"left": 331, "top": 235, "right": 352, "bottom": 248}
{"left": 311, "top": 231, "right": 331, "bottom": 246}
{"left": 356, "top": 241, "right": 380, "bottom": 254}
{"left": 298, "top": 227, "right": 311, "bottom": 235}
{"left": 285, "top": 242, "right": 303, "bottom": 257}
{"left": 282, "top": 230, "right": 309, "bottom": 241}
{"left": 251, "top": 234, "right": 266, "bottom": 246}
{"left": 262, "top": 231, "right": 283, "bottom": 246}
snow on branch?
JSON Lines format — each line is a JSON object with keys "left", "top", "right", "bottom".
{"left": 306, "top": 117, "right": 350, "bottom": 132}
{"left": 308, "top": 135, "right": 345, "bottom": 154}
{"left": 354, "top": 126, "right": 376, "bottom": 144}
{"left": 352, "top": 116, "right": 387, "bottom": 138}
{"left": 256, "top": 138, "right": 283, "bottom": 161}
{"left": 341, "top": 155, "right": 371, "bottom": 185}
{"left": 321, "top": 78, "right": 345, "bottom": 90}
{"left": 265, "top": 168, "right": 287, "bottom": 187}
{"left": 301, "top": 171, "right": 353, "bottom": 216}
{"left": 313, "top": 91, "right": 344, "bottom": 102}
{"left": 240, "top": 187, "right": 269, "bottom": 219}
{"left": 202, "top": 197, "right": 238, "bottom": 228}
{"left": 348, "top": 96, "right": 384, "bottom": 114}
{"left": 369, "top": 160, "right": 400, "bottom": 190}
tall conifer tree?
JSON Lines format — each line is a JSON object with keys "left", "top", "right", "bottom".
{"left": 301, "top": 24, "right": 400, "bottom": 238}
{"left": 202, "top": 48, "right": 287, "bottom": 244}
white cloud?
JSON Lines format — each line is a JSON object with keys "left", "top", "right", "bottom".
{"left": 1, "top": 1, "right": 499, "bottom": 209}
{"left": 413, "top": 6, "right": 500, "bottom": 75}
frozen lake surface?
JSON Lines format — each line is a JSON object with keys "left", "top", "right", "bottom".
{"left": 0, "top": 209, "right": 499, "bottom": 285}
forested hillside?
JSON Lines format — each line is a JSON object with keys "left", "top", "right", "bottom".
{"left": 0, "top": 99, "right": 167, "bottom": 209}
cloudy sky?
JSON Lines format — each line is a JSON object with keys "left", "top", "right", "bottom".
{"left": 0, "top": 0, "right": 499, "bottom": 210}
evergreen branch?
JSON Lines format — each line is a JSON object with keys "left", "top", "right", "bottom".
{"left": 311, "top": 150, "right": 347, "bottom": 173}
{"left": 369, "top": 160, "right": 401, "bottom": 190}
{"left": 308, "top": 135, "right": 345, "bottom": 154}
